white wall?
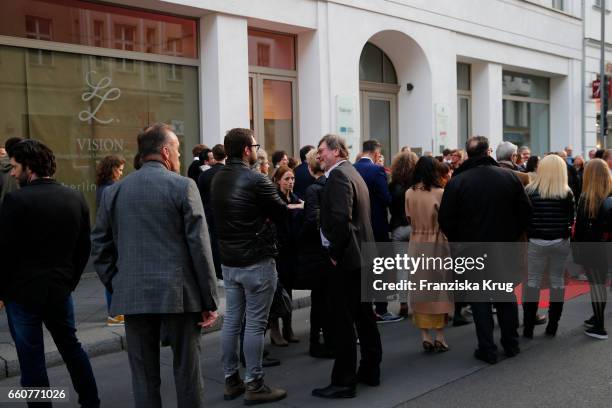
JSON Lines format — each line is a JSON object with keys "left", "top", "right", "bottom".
{"left": 115, "top": 0, "right": 584, "bottom": 158}
{"left": 199, "top": 14, "right": 249, "bottom": 146}
{"left": 472, "top": 63, "right": 503, "bottom": 147}
{"left": 551, "top": 58, "right": 583, "bottom": 153}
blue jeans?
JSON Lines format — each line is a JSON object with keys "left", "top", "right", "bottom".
{"left": 105, "top": 289, "right": 112, "bottom": 315}
{"left": 221, "top": 258, "right": 277, "bottom": 382}
{"left": 6, "top": 296, "right": 100, "bottom": 408}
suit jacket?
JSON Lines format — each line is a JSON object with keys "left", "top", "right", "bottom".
{"left": 197, "top": 162, "right": 224, "bottom": 221}
{"left": 320, "top": 161, "right": 374, "bottom": 271}
{"left": 187, "top": 159, "right": 202, "bottom": 184}
{"left": 293, "top": 161, "right": 315, "bottom": 200}
{"left": 354, "top": 157, "right": 392, "bottom": 242}
{"left": 0, "top": 179, "right": 90, "bottom": 304}
{"left": 91, "top": 161, "right": 218, "bottom": 315}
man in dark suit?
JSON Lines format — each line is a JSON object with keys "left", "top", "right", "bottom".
{"left": 197, "top": 143, "right": 226, "bottom": 280}
{"left": 312, "top": 134, "right": 382, "bottom": 399}
{"left": 439, "top": 136, "right": 531, "bottom": 365}
{"left": 187, "top": 143, "right": 207, "bottom": 183}
{"left": 354, "top": 139, "right": 400, "bottom": 322}
{"left": 91, "top": 123, "right": 219, "bottom": 408}
{"left": 0, "top": 139, "right": 100, "bottom": 407}
{"left": 293, "top": 145, "right": 315, "bottom": 200}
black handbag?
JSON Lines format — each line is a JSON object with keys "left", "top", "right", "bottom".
{"left": 269, "top": 283, "right": 292, "bottom": 319}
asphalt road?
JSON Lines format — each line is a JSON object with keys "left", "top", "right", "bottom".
{"left": 0, "top": 300, "right": 610, "bottom": 408}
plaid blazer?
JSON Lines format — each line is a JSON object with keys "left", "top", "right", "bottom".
{"left": 91, "top": 161, "right": 218, "bottom": 315}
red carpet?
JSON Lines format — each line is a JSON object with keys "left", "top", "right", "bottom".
{"left": 515, "top": 279, "right": 591, "bottom": 308}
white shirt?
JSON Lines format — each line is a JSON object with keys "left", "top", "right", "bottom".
{"left": 321, "top": 159, "right": 348, "bottom": 247}
{"left": 324, "top": 159, "right": 347, "bottom": 179}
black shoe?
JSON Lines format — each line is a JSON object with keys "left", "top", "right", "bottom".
{"left": 357, "top": 375, "right": 380, "bottom": 387}
{"left": 262, "top": 355, "right": 281, "bottom": 367}
{"left": 534, "top": 313, "right": 547, "bottom": 325}
{"left": 452, "top": 316, "right": 471, "bottom": 327}
{"left": 241, "top": 353, "right": 280, "bottom": 368}
{"left": 357, "top": 366, "right": 380, "bottom": 387}
{"left": 504, "top": 347, "right": 520, "bottom": 358}
{"left": 545, "top": 321, "right": 559, "bottom": 337}
{"left": 309, "top": 343, "right": 335, "bottom": 359}
{"left": 522, "top": 327, "right": 534, "bottom": 339}
{"left": 584, "top": 315, "right": 596, "bottom": 328}
{"left": 474, "top": 349, "right": 497, "bottom": 365}
{"left": 312, "top": 384, "right": 356, "bottom": 399}
{"left": 584, "top": 327, "right": 608, "bottom": 340}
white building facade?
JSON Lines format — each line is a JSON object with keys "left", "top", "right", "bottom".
{"left": 584, "top": 0, "right": 612, "bottom": 153}
{"left": 0, "top": 0, "right": 584, "bottom": 209}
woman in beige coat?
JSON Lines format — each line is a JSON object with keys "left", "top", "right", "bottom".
{"left": 406, "top": 157, "right": 453, "bottom": 352}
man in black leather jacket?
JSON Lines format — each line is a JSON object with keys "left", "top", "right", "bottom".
{"left": 211, "top": 128, "right": 288, "bottom": 405}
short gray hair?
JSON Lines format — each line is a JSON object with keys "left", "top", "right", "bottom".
{"left": 318, "top": 134, "right": 349, "bottom": 159}
{"left": 496, "top": 141, "right": 518, "bottom": 162}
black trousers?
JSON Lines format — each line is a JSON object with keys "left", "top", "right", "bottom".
{"left": 124, "top": 313, "right": 204, "bottom": 408}
{"left": 327, "top": 265, "right": 382, "bottom": 386}
{"left": 471, "top": 302, "right": 519, "bottom": 355}
{"left": 310, "top": 279, "right": 333, "bottom": 346}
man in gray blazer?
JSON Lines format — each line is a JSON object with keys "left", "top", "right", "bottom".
{"left": 91, "top": 123, "right": 218, "bottom": 408}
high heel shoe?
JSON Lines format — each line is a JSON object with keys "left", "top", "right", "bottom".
{"left": 434, "top": 340, "right": 450, "bottom": 353}
{"left": 269, "top": 319, "right": 288, "bottom": 347}
{"left": 422, "top": 340, "right": 435, "bottom": 352}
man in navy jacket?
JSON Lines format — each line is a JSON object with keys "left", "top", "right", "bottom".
{"left": 354, "top": 139, "right": 402, "bottom": 323}
{"left": 293, "top": 145, "right": 315, "bottom": 200}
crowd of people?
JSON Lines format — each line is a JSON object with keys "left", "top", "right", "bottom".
{"left": 0, "top": 126, "right": 611, "bottom": 407}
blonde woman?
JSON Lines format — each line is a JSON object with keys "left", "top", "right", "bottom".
{"left": 574, "top": 159, "right": 612, "bottom": 339}
{"left": 523, "top": 154, "right": 575, "bottom": 338}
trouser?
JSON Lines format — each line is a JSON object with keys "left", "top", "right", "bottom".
{"left": 527, "top": 239, "right": 570, "bottom": 289}
{"left": 6, "top": 296, "right": 100, "bottom": 408}
{"left": 309, "top": 278, "right": 333, "bottom": 347}
{"left": 328, "top": 264, "right": 382, "bottom": 386}
{"left": 221, "top": 258, "right": 277, "bottom": 382}
{"left": 587, "top": 266, "right": 608, "bottom": 330}
{"left": 124, "top": 313, "right": 203, "bottom": 408}
{"left": 471, "top": 301, "right": 519, "bottom": 355}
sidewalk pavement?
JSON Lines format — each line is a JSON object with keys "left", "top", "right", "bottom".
{"left": 0, "top": 273, "right": 311, "bottom": 379}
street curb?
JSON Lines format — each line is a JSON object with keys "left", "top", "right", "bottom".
{"left": 0, "top": 296, "right": 311, "bottom": 380}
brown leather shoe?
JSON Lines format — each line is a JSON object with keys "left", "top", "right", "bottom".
{"left": 244, "top": 378, "right": 287, "bottom": 405}
{"left": 224, "top": 372, "right": 245, "bottom": 401}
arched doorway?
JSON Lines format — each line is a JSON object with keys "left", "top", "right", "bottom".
{"left": 359, "top": 42, "right": 400, "bottom": 164}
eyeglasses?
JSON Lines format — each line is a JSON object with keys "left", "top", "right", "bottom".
{"left": 250, "top": 144, "right": 261, "bottom": 152}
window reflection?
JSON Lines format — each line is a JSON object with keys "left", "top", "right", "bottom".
{"left": 0, "top": 45, "right": 199, "bottom": 221}
{"left": 248, "top": 29, "right": 295, "bottom": 70}
{"left": 0, "top": 0, "right": 197, "bottom": 58}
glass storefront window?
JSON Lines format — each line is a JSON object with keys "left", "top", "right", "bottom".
{"left": 503, "top": 101, "right": 550, "bottom": 155}
{"left": 503, "top": 71, "right": 549, "bottom": 100}
{"left": 248, "top": 29, "right": 295, "bottom": 70}
{"left": 457, "top": 63, "right": 471, "bottom": 91}
{"left": 0, "top": 0, "right": 197, "bottom": 58}
{"left": 502, "top": 71, "right": 549, "bottom": 155}
{"left": 0, "top": 45, "right": 200, "bottom": 220}
{"left": 262, "top": 79, "right": 294, "bottom": 155}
